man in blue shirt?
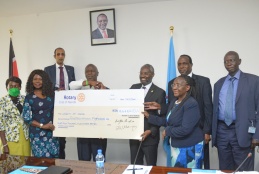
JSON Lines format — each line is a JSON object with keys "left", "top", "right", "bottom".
{"left": 212, "top": 51, "right": 259, "bottom": 171}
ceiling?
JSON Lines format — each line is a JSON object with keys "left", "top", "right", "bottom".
{"left": 0, "top": 0, "right": 167, "bottom": 17}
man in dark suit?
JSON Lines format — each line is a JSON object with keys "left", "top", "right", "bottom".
{"left": 91, "top": 13, "right": 114, "bottom": 39}
{"left": 167, "top": 55, "right": 213, "bottom": 169}
{"left": 212, "top": 51, "right": 259, "bottom": 170}
{"left": 130, "top": 64, "right": 166, "bottom": 166}
{"left": 44, "top": 47, "right": 76, "bottom": 159}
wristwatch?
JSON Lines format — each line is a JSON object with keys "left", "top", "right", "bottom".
{"left": 40, "top": 123, "right": 43, "bottom": 128}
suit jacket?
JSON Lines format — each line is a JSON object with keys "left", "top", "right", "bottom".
{"left": 44, "top": 64, "right": 75, "bottom": 90}
{"left": 130, "top": 83, "right": 166, "bottom": 145}
{"left": 212, "top": 71, "right": 259, "bottom": 147}
{"left": 91, "top": 28, "right": 115, "bottom": 39}
{"left": 149, "top": 97, "right": 203, "bottom": 148}
{"left": 168, "top": 74, "right": 213, "bottom": 134}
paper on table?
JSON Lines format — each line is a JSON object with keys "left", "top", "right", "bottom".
{"left": 192, "top": 169, "right": 218, "bottom": 174}
{"left": 122, "top": 165, "right": 152, "bottom": 174}
{"left": 216, "top": 171, "right": 259, "bottom": 174}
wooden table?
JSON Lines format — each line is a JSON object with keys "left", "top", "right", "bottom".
{"left": 26, "top": 157, "right": 194, "bottom": 174}
{"left": 2, "top": 156, "right": 223, "bottom": 174}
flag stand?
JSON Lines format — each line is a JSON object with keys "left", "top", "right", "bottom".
{"left": 9, "top": 29, "right": 13, "bottom": 37}
{"left": 170, "top": 26, "right": 174, "bottom": 36}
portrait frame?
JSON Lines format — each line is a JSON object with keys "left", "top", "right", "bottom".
{"left": 90, "top": 8, "right": 116, "bottom": 46}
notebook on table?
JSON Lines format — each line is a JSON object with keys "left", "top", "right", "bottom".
{"left": 38, "top": 165, "right": 72, "bottom": 174}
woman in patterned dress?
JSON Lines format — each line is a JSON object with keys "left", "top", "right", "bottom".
{"left": 23, "top": 69, "right": 59, "bottom": 158}
{"left": 0, "top": 76, "right": 30, "bottom": 158}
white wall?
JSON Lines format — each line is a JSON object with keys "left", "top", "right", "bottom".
{"left": 0, "top": 0, "right": 259, "bottom": 170}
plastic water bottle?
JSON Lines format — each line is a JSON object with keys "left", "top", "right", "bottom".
{"left": 96, "top": 149, "right": 105, "bottom": 174}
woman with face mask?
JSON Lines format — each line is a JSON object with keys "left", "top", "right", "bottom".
{"left": 0, "top": 76, "right": 31, "bottom": 158}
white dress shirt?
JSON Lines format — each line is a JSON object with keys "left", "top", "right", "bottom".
{"left": 141, "top": 82, "right": 152, "bottom": 97}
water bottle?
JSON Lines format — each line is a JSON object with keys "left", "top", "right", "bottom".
{"left": 96, "top": 149, "right": 105, "bottom": 174}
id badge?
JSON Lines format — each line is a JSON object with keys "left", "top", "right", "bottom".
{"left": 248, "top": 126, "right": 256, "bottom": 133}
{"left": 248, "top": 120, "right": 256, "bottom": 134}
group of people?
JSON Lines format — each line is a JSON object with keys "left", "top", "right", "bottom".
{"left": 0, "top": 48, "right": 258, "bottom": 171}
{"left": 0, "top": 47, "right": 74, "bottom": 159}
{"left": 0, "top": 48, "right": 111, "bottom": 162}
{"left": 142, "top": 51, "right": 259, "bottom": 171}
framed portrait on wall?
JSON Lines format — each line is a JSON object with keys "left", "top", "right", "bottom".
{"left": 90, "top": 8, "right": 116, "bottom": 46}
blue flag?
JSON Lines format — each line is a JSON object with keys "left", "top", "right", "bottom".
{"left": 166, "top": 36, "right": 176, "bottom": 101}
{"left": 163, "top": 36, "right": 176, "bottom": 167}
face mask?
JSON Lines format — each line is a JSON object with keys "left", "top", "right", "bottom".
{"left": 8, "top": 88, "right": 20, "bottom": 97}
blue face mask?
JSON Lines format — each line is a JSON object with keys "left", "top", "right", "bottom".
{"left": 8, "top": 88, "right": 20, "bottom": 97}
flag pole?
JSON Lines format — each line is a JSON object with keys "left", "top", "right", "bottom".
{"left": 9, "top": 29, "right": 19, "bottom": 77}
{"left": 166, "top": 25, "right": 176, "bottom": 99}
{"left": 164, "top": 25, "right": 176, "bottom": 167}
{"left": 9, "top": 29, "right": 13, "bottom": 77}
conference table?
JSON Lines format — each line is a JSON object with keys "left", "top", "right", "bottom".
{"left": 0, "top": 155, "right": 225, "bottom": 174}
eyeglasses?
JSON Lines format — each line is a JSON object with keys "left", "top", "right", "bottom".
{"left": 56, "top": 53, "right": 65, "bottom": 56}
{"left": 171, "top": 83, "right": 187, "bottom": 88}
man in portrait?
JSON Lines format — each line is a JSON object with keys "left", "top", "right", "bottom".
{"left": 92, "top": 13, "right": 114, "bottom": 39}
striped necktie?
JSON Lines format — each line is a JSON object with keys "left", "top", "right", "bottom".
{"left": 59, "top": 67, "right": 65, "bottom": 90}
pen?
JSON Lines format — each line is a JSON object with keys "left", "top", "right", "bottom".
{"left": 127, "top": 168, "right": 143, "bottom": 170}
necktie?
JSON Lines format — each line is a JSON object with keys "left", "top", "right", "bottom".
{"left": 102, "top": 30, "right": 108, "bottom": 38}
{"left": 224, "top": 77, "right": 236, "bottom": 126}
{"left": 59, "top": 67, "right": 65, "bottom": 90}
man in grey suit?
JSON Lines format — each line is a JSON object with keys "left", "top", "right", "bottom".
{"left": 92, "top": 13, "right": 114, "bottom": 39}
{"left": 44, "top": 47, "right": 76, "bottom": 159}
{"left": 212, "top": 51, "right": 259, "bottom": 170}
{"left": 130, "top": 64, "right": 166, "bottom": 166}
